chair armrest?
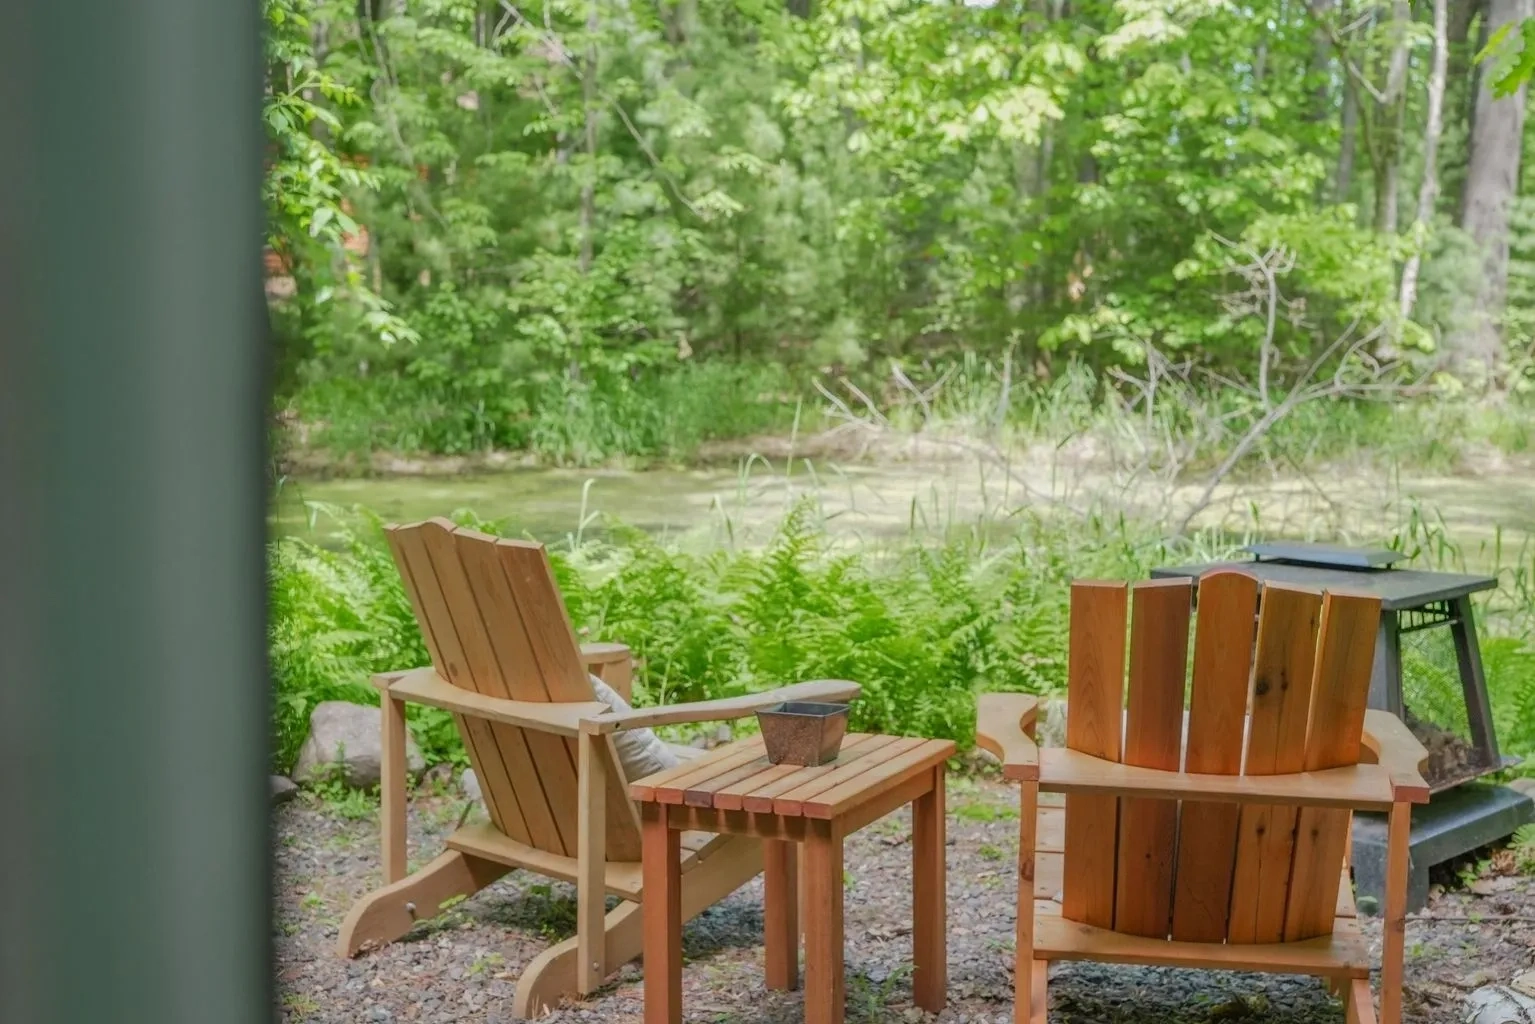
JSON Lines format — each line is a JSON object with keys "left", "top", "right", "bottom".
{"left": 581, "top": 641, "right": 634, "bottom": 701}
{"left": 1360, "top": 709, "right": 1432, "bottom": 804}
{"left": 369, "top": 668, "right": 420, "bottom": 692}
{"left": 1039, "top": 748, "right": 1397, "bottom": 810}
{"left": 382, "top": 668, "right": 607, "bottom": 736}
{"left": 581, "top": 642, "right": 632, "bottom": 665}
{"left": 975, "top": 693, "right": 1040, "bottom": 781}
{"left": 579, "top": 679, "right": 861, "bottom": 734}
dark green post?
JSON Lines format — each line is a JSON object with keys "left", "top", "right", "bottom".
{"left": 0, "top": 2, "right": 270, "bottom": 1022}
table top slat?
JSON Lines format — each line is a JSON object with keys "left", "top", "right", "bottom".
{"left": 801, "top": 739, "right": 954, "bottom": 819}
{"left": 682, "top": 755, "right": 775, "bottom": 807}
{"left": 770, "top": 736, "right": 926, "bottom": 817}
{"left": 643, "top": 737, "right": 767, "bottom": 805}
{"left": 741, "top": 735, "right": 898, "bottom": 813}
{"left": 708, "top": 733, "right": 884, "bottom": 811}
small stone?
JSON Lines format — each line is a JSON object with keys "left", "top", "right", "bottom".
{"left": 461, "top": 768, "right": 481, "bottom": 803}
{"left": 420, "top": 762, "right": 454, "bottom": 790}
{"left": 1465, "top": 968, "right": 1501, "bottom": 989}
{"left": 270, "top": 775, "right": 299, "bottom": 805}
{"left": 365, "top": 1007, "right": 392, "bottom": 1022}
{"left": 1471, "top": 876, "right": 1519, "bottom": 896}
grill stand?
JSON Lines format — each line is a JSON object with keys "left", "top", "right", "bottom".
{"left": 1356, "top": 596, "right": 1532, "bottom": 913}
{"left": 1352, "top": 784, "right": 1533, "bottom": 914}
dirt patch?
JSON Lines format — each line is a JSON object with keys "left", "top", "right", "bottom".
{"left": 275, "top": 778, "right": 1528, "bottom": 1023}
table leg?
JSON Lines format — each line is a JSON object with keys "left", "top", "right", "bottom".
{"left": 804, "top": 819, "right": 844, "bottom": 1024}
{"left": 912, "top": 766, "right": 947, "bottom": 1013}
{"left": 764, "top": 839, "right": 799, "bottom": 990}
{"left": 642, "top": 803, "right": 681, "bottom": 1024}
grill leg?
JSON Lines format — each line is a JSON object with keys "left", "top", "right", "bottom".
{"left": 1451, "top": 596, "right": 1500, "bottom": 766}
{"left": 1368, "top": 613, "right": 1403, "bottom": 717}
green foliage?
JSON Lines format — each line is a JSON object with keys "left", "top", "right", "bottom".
{"left": 1512, "top": 823, "right": 1535, "bottom": 873}
{"left": 263, "top": 0, "right": 416, "bottom": 378}
{"left": 269, "top": 489, "right": 1535, "bottom": 776}
{"left": 263, "top": 0, "right": 1520, "bottom": 462}
{"left": 267, "top": 510, "right": 456, "bottom": 767}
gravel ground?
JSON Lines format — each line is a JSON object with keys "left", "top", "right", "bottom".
{"left": 275, "top": 775, "right": 1532, "bottom": 1023}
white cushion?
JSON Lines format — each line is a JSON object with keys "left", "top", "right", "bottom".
{"left": 588, "top": 675, "right": 681, "bottom": 784}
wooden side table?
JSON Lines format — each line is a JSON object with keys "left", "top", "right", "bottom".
{"left": 630, "top": 733, "right": 955, "bottom": 1024}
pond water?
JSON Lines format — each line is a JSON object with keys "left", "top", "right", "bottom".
{"left": 273, "top": 452, "right": 1535, "bottom": 566}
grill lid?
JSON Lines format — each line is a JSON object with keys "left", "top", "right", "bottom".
{"left": 1244, "top": 541, "right": 1405, "bottom": 570}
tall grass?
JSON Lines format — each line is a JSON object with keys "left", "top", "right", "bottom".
{"left": 282, "top": 359, "right": 810, "bottom": 466}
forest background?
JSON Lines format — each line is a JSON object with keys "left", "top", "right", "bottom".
{"left": 263, "top": 0, "right": 1535, "bottom": 768}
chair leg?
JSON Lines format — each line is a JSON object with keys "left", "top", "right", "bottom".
{"left": 1015, "top": 782, "right": 1038, "bottom": 1024}
{"left": 1346, "top": 979, "right": 1378, "bottom": 1024}
{"left": 1029, "top": 960, "right": 1049, "bottom": 1024}
{"left": 512, "top": 835, "right": 765, "bottom": 1019}
{"left": 1379, "top": 801, "right": 1410, "bottom": 1024}
{"left": 380, "top": 694, "right": 409, "bottom": 884}
{"left": 337, "top": 850, "right": 508, "bottom": 957}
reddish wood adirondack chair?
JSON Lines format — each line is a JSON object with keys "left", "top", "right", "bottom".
{"left": 978, "top": 572, "right": 1430, "bottom": 1024}
{"left": 337, "top": 518, "right": 859, "bottom": 1017}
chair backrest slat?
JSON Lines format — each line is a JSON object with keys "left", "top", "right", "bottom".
{"left": 389, "top": 525, "right": 513, "bottom": 839}
{"left": 446, "top": 528, "right": 565, "bottom": 850}
{"left": 1226, "top": 583, "right": 1322, "bottom": 943}
{"left": 496, "top": 541, "right": 594, "bottom": 703}
{"left": 1170, "top": 570, "right": 1258, "bottom": 942}
{"left": 1061, "top": 580, "right": 1128, "bottom": 929}
{"left": 1114, "top": 579, "right": 1191, "bottom": 938}
{"left": 385, "top": 520, "right": 642, "bottom": 863}
{"left": 1282, "top": 591, "right": 1381, "bottom": 941}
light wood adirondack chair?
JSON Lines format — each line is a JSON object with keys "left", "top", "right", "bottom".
{"left": 337, "top": 518, "right": 860, "bottom": 1017}
{"left": 977, "top": 572, "right": 1431, "bottom": 1024}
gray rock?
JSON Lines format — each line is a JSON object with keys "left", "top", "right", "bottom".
{"left": 1466, "top": 984, "right": 1535, "bottom": 1024}
{"left": 293, "top": 701, "right": 424, "bottom": 790}
{"left": 1507, "top": 777, "right": 1535, "bottom": 796}
{"left": 1036, "top": 698, "right": 1067, "bottom": 749}
{"left": 461, "top": 767, "right": 482, "bottom": 803}
{"left": 270, "top": 774, "right": 299, "bottom": 805}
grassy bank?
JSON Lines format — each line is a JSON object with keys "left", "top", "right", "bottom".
{"left": 269, "top": 498, "right": 1535, "bottom": 775}
{"left": 281, "top": 359, "right": 812, "bottom": 468}
{"left": 279, "top": 357, "right": 1535, "bottom": 481}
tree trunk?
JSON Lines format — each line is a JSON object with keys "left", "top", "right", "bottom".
{"left": 1454, "top": 0, "right": 1533, "bottom": 373}
{"left": 1399, "top": 0, "right": 1449, "bottom": 321}
{"left": 579, "top": 2, "right": 599, "bottom": 276}
{"left": 1372, "top": 0, "right": 1411, "bottom": 233}
{"left": 1444, "top": 0, "right": 1484, "bottom": 215}
{"left": 1338, "top": 75, "right": 1358, "bottom": 201}
{"left": 1310, "top": 0, "right": 1335, "bottom": 122}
